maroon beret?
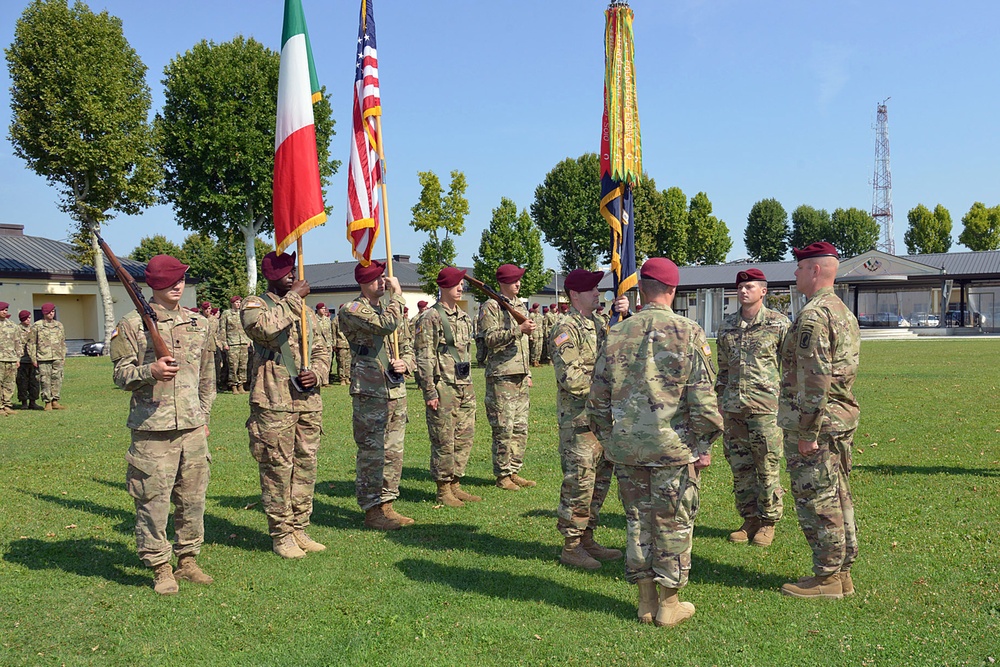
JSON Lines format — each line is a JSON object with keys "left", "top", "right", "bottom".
{"left": 792, "top": 242, "right": 839, "bottom": 261}
{"left": 496, "top": 264, "right": 526, "bottom": 284}
{"left": 559, "top": 303, "right": 569, "bottom": 313}
{"left": 404, "top": 307, "right": 409, "bottom": 313}
{"left": 262, "top": 251, "right": 296, "bottom": 281}
{"left": 41, "top": 302, "right": 56, "bottom": 315}
{"left": 417, "top": 300, "right": 428, "bottom": 309}
{"left": 145, "top": 254, "right": 189, "bottom": 290}
{"left": 230, "top": 295, "right": 242, "bottom": 304}
{"left": 437, "top": 266, "right": 467, "bottom": 288}
{"left": 200, "top": 301, "right": 211, "bottom": 309}
{"left": 19, "top": 309, "right": 30, "bottom": 321}
{"left": 564, "top": 269, "right": 604, "bottom": 293}
{"left": 0, "top": 301, "right": 8, "bottom": 310}
{"left": 635, "top": 304, "right": 643, "bottom": 311}
{"left": 542, "top": 306, "right": 549, "bottom": 313}
{"left": 211, "top": 308, "right": 219, "bottom": 315}
{"left": 315, "top": 302, "right": 326, "bottom": 311}
{"left": 531, "top": 303, "right": 539, "bottom": 310}
{"left": 736, "top": 268, "right": 767, "bottom": 287}
{"left": 355, "top": 259, "right": 386, "bottom": 284}
{"left": 640, "top": 257, "right": 680, "bottom": 287}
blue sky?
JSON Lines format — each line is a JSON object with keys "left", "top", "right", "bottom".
{"left": 2, "top": 0, "right": 999, "bottom": 268}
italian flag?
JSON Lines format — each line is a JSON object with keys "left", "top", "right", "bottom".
{"left": 273, "top": 0, "right": 326, "bottom": 254}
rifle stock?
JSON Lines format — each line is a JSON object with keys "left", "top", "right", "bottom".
{"left": 465, "top": 275, "right": 528, "bottom": 325}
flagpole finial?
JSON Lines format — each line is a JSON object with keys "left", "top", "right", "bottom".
{"left": 609, "top": 0, "right": 630, "bottom": 7}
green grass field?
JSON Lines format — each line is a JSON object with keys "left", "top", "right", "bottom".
{"left": 1, "top": 340, "right": 998, "bottom": 666}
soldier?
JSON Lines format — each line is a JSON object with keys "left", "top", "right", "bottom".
{"left": 414, "top": 267, "right": 480, "bottom": 508}
{"left": 588, "top": 257, "right": 723, "bottom": 628}
{"left": 314, "top": 303, "right": 334, "bottom": 386}
{"left": 334, "top": 305, "right": 352, "bottom": 386}
{"left": 398, "top": 306, "right": 413, "bottom": 355}
{"left": 0, "top": 302, "right": 19, "bottom": 415}
{"left": 242, "top": 252, "right": 331, "bottom": 559}
{"left": 528, "top": 303, "right": 544, "bottom": 367}
{"left": 549, "top": 270, "right": 628, "bottom": 570}
{"left": 715, "top": 268, "right": 791, "bottom": 548}
{"left": 223, "top": 295, "right": 252, "bottom": 393}
{"left": 339, "top": 260, "right": 415, "bottom": 530}
{"left": 34, "top": 302, "right": 66, "bottom": 410}
{"left": 778, "top": 243, "right": 861, "bottom": 600}
{"left": 16, "top": 310, "right": 41, "bottom": 410}
{"left": 110, "top": 254, "right": 216, "bottom": 595}
{"left": 480, "top": 263, "right": 537, "bottom": 491}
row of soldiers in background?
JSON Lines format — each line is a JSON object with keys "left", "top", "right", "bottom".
{"left": 0, "top": 301, "right": 67, "bottom": 414}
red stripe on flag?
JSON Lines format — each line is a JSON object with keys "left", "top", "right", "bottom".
{"left": 274, "top": 124, "right": 326, "bottom": 252}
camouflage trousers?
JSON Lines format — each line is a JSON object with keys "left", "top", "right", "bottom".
{"left": 616, "top": 463, "right": 700, "bottom": 588}
{"left": 722, "top": 412, "right": 784, "bottom": 522}
{"left": 557, "top": 425, "right": 614, "bottom": 538}
{"left": 0, "top": 361, "right": 16, "bottom": 409}
{"left": 540, "top": 337, "right": 550, "bottom": 364}
{"left": 16, "top": 361, "right": 39, "bottom": 403}
{"left": 38, "top": 359, "right": 63, "bottom": 402}
{"left": 227, "top": 345, "right": 249, "bottom": 388}
{"left": 528, "top": 337, "right": 542, "bottom": 365}
{"left": 784, "top": 429, "right": 858, "bottom": 576}
{"left": 126, "top": 427, "right": 211, "bottom": 568}
{"left": 336, "top": 349, "right": 352, "bottom": 382}
{"left": 353, "top": 394, "right": 406, "bottom": 511}
{"left": 247, "top": 405, "right": 322, "bottom": 538}
{"left": 485, "top": 374, "right": 529, "bottom": 477}
{"left": 427, "top": 382, "right": 476, "bottom": 482}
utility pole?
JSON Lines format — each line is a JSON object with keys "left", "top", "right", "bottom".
{"left": 872, "top": 99, "right": 895, "bottom": 254}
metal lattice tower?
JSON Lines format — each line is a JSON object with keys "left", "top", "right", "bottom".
{"left": 872, "top": 99, "right": 895, "bottom": 254}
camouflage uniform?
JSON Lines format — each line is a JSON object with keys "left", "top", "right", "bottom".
{"left": 34, "top": 319, "right": 65, "bottom": 403}
{"left": 414, "top": 302, "right": 476, "bottom": 483}
{"left": 550, "top": 307, "right": 613, "bottom": 538}
{"left": 338, "top": 293, "right": 414, "bottom": 510}
{"left": 203, "top": 314, "right": 223, "bottom": 390}
{"left": 16, "top": 320, "right": 39, "bottom": 405}
{"left": 778, "top": 286, "right": 861, "bottom": 576}
{"left": 315, "top": 312, "right": 334, "bottom": 386}
{"left": 588, "top": 303, "right": 723, "bottom": 588}
{"left": 528, "top": 309, "right": 544, "bottom": 366}
{"left": 223, "top": 308, "right": 251, "bottom": 390}
{"left": 242, "top": 291, "right": 331, "bottom": 539}
{"left": 715, "top": 306, "right": 790, "bottom": 523}
{"left": 479, "top": 297, "right": 532, "bottom": 478}
{"left": 0, "top": 318, "right": 19, "bottom": 411}
{"left": 541, "top": 308, "right": 559, "bottom": 363}
{"left": 333, "top": 309, "right": 352, "bottom": 383}
{"left": 110, "top": 304, "right": 216, "bottom": 568}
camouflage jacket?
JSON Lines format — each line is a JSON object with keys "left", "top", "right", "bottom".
{"left": 715, "top": 306, "right": 790, "bottom": 415}
{"left": 18, "top": 322, "right": 36, "bottom": 364}
{"left": 241, "top": 291, "right": 330, "bottom": 413}
{"left": 550, "top": 307, "right": 607, "bottom": 429}
{"left": 204, "top": 316, "right": 221, "bottom": 350}
{"left": 529, "top": 311, "right": 545, "bottom": 345}
{"left": 110, "top": 304, "right": 216, "bottom": 431}
{"left": 34, "top": 320, "right": 65, "bottom": 361}
{"left": 332, "top": 310, "right": 350, "bottom": 350}
{"left": 414, "top": 301, "right": 473, "bottom": 402}
{"left": 316, "top": 314, "right": 334, "bottom": 350}
{"left": 587, "top": 303, "right": 723, "bottom": 467}
{"left": 0, "top": 318, "right": 20, "bottom": 362}
{"left": 223, "top": 309, "right": 251, "bottom": 346}
{"left": 478, "top": 297, "right": 531, "bottom": 378}
{"left": 338, "top": 293, "right": 413, "bottom": 400}
{"left": 777, "top": 287, "right": 861, "bottom": 441}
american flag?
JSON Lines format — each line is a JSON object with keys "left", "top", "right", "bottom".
{"left": 346, "top": 0, "right": 382, "bottom": 266}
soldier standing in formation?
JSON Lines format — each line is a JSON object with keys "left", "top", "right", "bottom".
{"left": 110, "top": 254, "right": 216, "bottom": 595}
{"left": 414, "top": 267, "right": 481, "bottom": 509}
{"left": 778, "top": 242, "right": 861, "bottom": 599}
{"left": 549, "top": 270, "right": 627, "bottom": 570}
{"left": 333, "top": 305, "right": 352, "bottom": 385}
{"left": 715, "top": 268, "right": 790, "bottom": 548}
{"left": 223, "top": 295, "right": 252, "bottom": 394}
{"left": 0, "top": 302, "right": 18, "bottom": 415}
{"left": 34, "top": 302, "right": 66, "bottom": 410}
{"left": 16, "top": 309, "right": 40, "bottom": 410}
{"left": 242, "top": 252, "right": 330, "bottom": 559}
{"left": 528, "top": 303, "right": 544, "bottom": 367}
{"left": 339, "top": 260, "right": 415, "bottom": 530}
{"left": 480, "top": 263, "right": 537, "bottom": 491}
{"left": 588, "top": 258, "right": 723, "bottom": 628}
{"left": 314, "top": 303, "right": 334, "bottom": 386}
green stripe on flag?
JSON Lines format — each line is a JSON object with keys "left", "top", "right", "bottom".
{"left": 281, "top": 0, "right": 320, "bottom": 100}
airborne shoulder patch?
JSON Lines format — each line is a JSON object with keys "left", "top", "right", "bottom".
{"left": 798, "top": 325, "right": 814, "bottom": 350}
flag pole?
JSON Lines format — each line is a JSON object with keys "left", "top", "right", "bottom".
{"left": 374, "top": 114, "right": 399, "bottom": 359}
{"left": 297, "top": 236, "right": 309, "bottom": 369}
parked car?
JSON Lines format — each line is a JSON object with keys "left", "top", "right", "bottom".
{"left": 81, "top": 341, "right": 106, "bottom": 356}
{"left": 858, "top": 312, "right": 906, "bottom": 327}
{"left": 908, "top": 312, "right": 940, "bottom": 327}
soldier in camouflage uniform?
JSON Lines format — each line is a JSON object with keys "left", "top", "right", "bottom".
{"left": 242, "top": 252, "right": 331, "bottom": 559}
{"left": 715, "top": 268, "right": 791, "bottom": 548}
{"left": 223, "top": 295, "right": 252, "bottom": 393}
{"left": 314, "top": 303, "right": 334, "bottom": 386}
{"left": 110, "top": 255, "right": 216, "bottom": 595}
{"left": 34, "top": 303, "right": 66, "bottom": 410}
{"left": 414, "top": 267, "right": 481, "bottom": 508}
{"left": 549, "top": 270, "right": 629, "bottom": 570}
{"left": 588, "top": 258, "right": 723, "bottom": 628}
{"left": 333, "top": 306, "right": 352, "bottom": 385}
{"left": 0, "top": 302, "right": 19, "bottom": 415}
{"left": 480, "top": 263, "right": 537, "bottom": 491}
{"left": 339, "top": 260, "right": 415, "bottom": 530}
{"left": 16, "top": 310, "right": 41, "bottom": 410}
{"left": 541, "top": 303, "right": 560, "bottom": 364}
{"left": 528, "top": 303, "right": 544, "bottom": 367}
{"left": 778, "top": 243, "right": 861, "bottom": 600}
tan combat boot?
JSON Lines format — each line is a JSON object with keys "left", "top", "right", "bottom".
{"left": 495, "top": 476, "right": 520, "bottom": 491}
{"left": 152, "top": 562, "right": 179, "bottom": 595}
{"left": 436, "top": 481, "right": 464, "bottom": 508}
{"left": 43, "top": 402, "right": 52, "bottom": 411}
{"left": 581, "top": 528, "right": 623, "bottom": 561}
{"left": 272, "top": 534, "right": 307, "bottom": 559}
{"left": 751, "top": 521, "right": 775, "bottom": 547}
{"left": 728, "top": 516, "right": 761, "bottom": 543}
{"left": 174, "top": 555, "right": 214, "bottom": 584}
{"left": 637, "top": 579, "right": 658, "bottom": 624}
{"left": 383, "top": 502, "right": 415, "bottom": 526}
{"left": 510, "top": 473, "right": 536, "bottom": 488}
{"left": 451, "top": 481, "right": 482, "bottom": 502}
{"left": 559, "top": 537, "right": 601, "bottom": 571}
{"left": 840, "top": 571, "right": 855, "bottom": 596}
{"left": 3, "top": 407, "right": 15, "bottom": 416}
{"left": 50, "top": 400, "right": 65, "bottom": 410}
{"left": 654, "top": 586, "right": 696, "bottom": 627}
{"left": 364, "top": 504, "right": 403, "bottom": 531}
{"left": 292, "top": 529, "right": 327, "bottom": 553}
{"left": 780, "top": 573, "right": 844, "bottom": 599}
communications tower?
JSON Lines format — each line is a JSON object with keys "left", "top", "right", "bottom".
{"left": 872, "top": 99, "right": 895, "bottom": 254}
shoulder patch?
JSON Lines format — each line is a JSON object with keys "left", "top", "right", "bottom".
{"left": 243, "top": 296, "right": 264, "bottom": 309}
{"left": 110, "top": 327, "right": 118, "bottom": 340}
{"left": 348, "top": 302, "right": 362, "bottom": 313}
{"left": 798, "top": 324, "right": 814, "bottom": 349}
{"left": 554, "top": 332, "right": 570, "bottom": 347}
{"left": 702, "top": 343, "right": 712, "bottom": 357}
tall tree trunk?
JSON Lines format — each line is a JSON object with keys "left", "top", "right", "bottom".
{"left": 240, "top": 216, "right": 264, "bottom": 294}
{"left": 89, "top": 223, "right": 116, "bottom": 346}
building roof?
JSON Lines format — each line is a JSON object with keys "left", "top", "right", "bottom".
{"left": 0, "top": 226, "right": 146, "bottom": 280}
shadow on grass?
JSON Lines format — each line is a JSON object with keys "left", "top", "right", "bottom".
{"left": 4, "top": 537, "right": 149, "bottom": 588}
{"left": 396, "top": 558, "right": 633, "bottom": 619}
{"left": 689, "top": 554, "right": 789, "bottom": 591}
{"left": 856, "top": 464, "right": 1000, "bottom": 477}
{"left": 521, "top": 508, "right": 628, "bottom": 531}
{"left": 695, "top": 525, "right": 741, "bottom": 541}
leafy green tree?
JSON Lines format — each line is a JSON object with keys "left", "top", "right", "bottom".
{"left": 632, "top": 176, "right": 664, "bottom": 262}
{"left": 6, "top": 0, "right": 159, "bottom": 344}
{"left": 129, "top": 235, "right": 184, "bottom": 263}
{"left": 157, "top": 37, "right": 338, "bottom": 293}
{"left": 959, "top": 202, "right": 1000, "bottom": 251}
{"left": 744, "top": 198, "right": 789, "bottom": 261}
{"left": 788, "top": 205, "right": 832, "bottom": 250}
{"left": 531, "top": 153, "right": 604, "bottom": 271}
{"left": 472, "top": 198, "right": 550, "bottom": 302}
{"left": 687, "top": 192, "right": 732, "bottom": 264}
{"left": 829, "top": 207, "right": 880, "bottom": 258}
{"left": 180, "top": 233, "right": 271, "bottom": 306}
{"left": 409, "top": 170, "right": 469, "bottom": 294}
{"left": 904, "top": 204, "right": 952, "bottom": 254}
{"left": 658, "top": 186, "right": 689, "bottom": 265}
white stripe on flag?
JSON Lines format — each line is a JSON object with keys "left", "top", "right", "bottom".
{"left": 275, "top": 34, "right": 313, "bottom": 150}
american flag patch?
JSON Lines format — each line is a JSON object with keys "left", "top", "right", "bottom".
{"left": 554, "top": 332, "right": 570, "bottom": 347}
{"left": 348, "top": 302, "right": 362, "bottom": 313}
{"left": 702, "top": 344, "right": 712, "bottom": 357}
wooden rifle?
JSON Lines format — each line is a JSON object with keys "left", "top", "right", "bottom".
{"left": 465, "top": 275, "right": 528, "bottom": 325}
